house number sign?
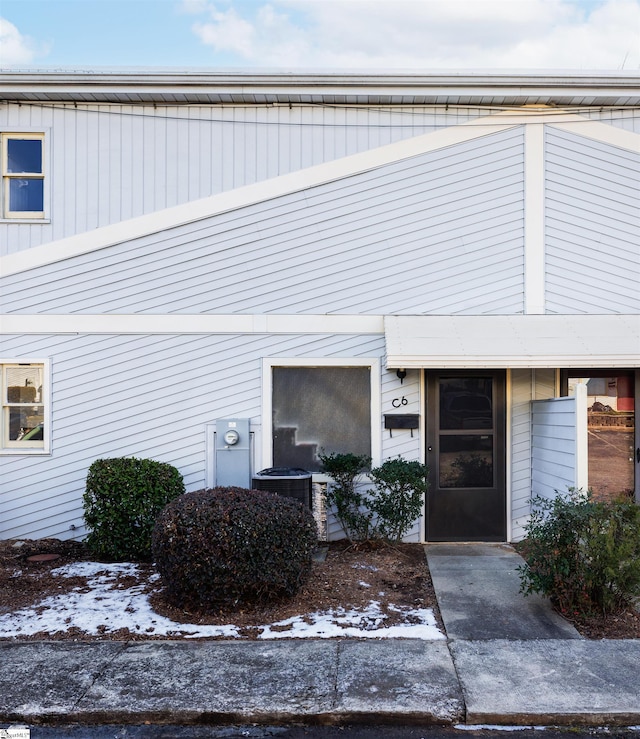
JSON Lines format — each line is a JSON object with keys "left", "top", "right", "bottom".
{"left": 391, "top": 396, "right": 409, "bottom": 408}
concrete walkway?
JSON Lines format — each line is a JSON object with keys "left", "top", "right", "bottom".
{"left": 426, "top": 543, "right": 581, "bottom": 640}
{"left": 1, "top": 543, "right": 639, "bottom": 728}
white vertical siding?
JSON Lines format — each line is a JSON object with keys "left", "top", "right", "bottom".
{"left": 0, "top": 103, "right": 497, "bottom": 255}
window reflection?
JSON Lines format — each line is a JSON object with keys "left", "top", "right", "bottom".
{"left": 439, "top": 435, "right": 494, "bottom": 488}
{"left": 440, "top": 377, "right": 493, "bottom": 430}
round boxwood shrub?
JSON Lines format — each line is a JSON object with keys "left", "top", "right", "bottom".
{"left": 83, "top": 456, "right": 185, "bottom": 562}
{"left": 152, "top": 487, "right": 319, "bottom": 611}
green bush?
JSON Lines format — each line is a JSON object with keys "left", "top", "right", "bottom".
{"left": 320, "top": 452, "right": 428, "bottom": 543}
{"left": 83, "top": 457, "right": 185, "bottom": 561}
{"left": 518, "top": 490, "right": 640, "bottom": 617}
{"left": 318, "top": 451, "right": 373, "bottom": 543}
{"left": 369, "top": 458, "right": 429, "bottom": 542}
{"left": 151, "top": 487, "right": 318, "bottom": 611}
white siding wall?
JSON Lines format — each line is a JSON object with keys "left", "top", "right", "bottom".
{"left": 530, "top": 387, "right": 588, "bottom": 504}
{"left": 510, "top": 369, "right": 556, "bottom": 541}
{"left": 1, "top": 331, "right": 428, "bottom": 541}
{"left": 0, "top": 103, "right": 498, "bottom": 255}
{"left": 545, "top": 128, "right": 640, "bottom": 314}
{"left": 2, "top": 128, "right": 526, "bottom": 317}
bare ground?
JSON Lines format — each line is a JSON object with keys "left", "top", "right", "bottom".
{"left": 1, "top": 537, "right": 638, "bottom": 641}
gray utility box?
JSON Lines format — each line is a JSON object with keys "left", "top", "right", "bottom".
{"left": 252, "top": 467, "right": 312, "bottom": 509}
{"left": 215, "top": 418, "right": 251, "bottom": 489}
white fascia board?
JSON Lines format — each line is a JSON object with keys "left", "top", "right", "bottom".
{"left": 0, "top": 313, "right": 385, "bottom": 335}
{"left": 384, "top": 314, "right": 640, "bottom": 369}
{"left": 1, "top": 119, "right": 519, "bottom": 277}
{"left": 551, "top": 119, "right": 640, "bottom": 152}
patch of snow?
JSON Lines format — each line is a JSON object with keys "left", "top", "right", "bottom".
{"left": 259, "top": 605, "right": 443, "bottom": 640}
{"left": 0, "top": 560, "right": 445, "bottom": 641}
{"left": 358, "top": 581, "right": 371, "bottom": 588}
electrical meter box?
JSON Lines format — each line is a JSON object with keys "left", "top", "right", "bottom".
{"left": 215, "top": 418, "right": 251, "bottom": 488}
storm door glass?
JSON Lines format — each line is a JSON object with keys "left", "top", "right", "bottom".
{"left": 438, "top": 376, "right": 494, "bottom": 488}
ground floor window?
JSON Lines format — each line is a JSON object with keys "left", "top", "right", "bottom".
{"left": 1, "top": 362, "right": 47, "bottom": 451}
{"left": 267, "top": 360, "right": 377, "bottom": 472}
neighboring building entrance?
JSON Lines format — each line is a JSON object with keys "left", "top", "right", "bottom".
{"left": 563, "top": 370, "right": 639, "bottom": 503}
{"left": 425, "top": 370, "right": 506, "bottom": 541}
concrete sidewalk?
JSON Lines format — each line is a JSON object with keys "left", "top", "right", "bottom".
{"left": 1, "top": 543, "right": 639, "bottom": 728}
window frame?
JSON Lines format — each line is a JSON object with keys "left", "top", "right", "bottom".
{"left": 0, "top": 359, "right": 51, "bottom": 454}
{"left": 1, "top": 132, "right": 46, "bottom": 220}
{"left": 262, "top": 357, "right": 381, "bottom": 474}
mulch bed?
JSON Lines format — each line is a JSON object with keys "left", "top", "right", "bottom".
{"left": 1, "top": 537, "right": 639, "bottom": 640}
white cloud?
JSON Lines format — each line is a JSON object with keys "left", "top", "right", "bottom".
{"left": 0, "top": 17, "right": 48, "bottom": 66}
{"left": 183, "top": 0, "right": 640, "bottom": 70}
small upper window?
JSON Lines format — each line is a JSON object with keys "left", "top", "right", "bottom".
{"left": 1, "top": 133, "right": 45, "bottom": 219}
{"left": 1, "top": 363, "right": 47, "bottom": 451}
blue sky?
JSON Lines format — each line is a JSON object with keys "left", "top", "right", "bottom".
{"left": 1, "top": 0, "right": 639, "bottom": 70}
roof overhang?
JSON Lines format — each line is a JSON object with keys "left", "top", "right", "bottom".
{"left": 1, "top": 70, "right": 639, "bottom": 106}
{"left": 384, "top": 315, "right": 640, "bottom": 369}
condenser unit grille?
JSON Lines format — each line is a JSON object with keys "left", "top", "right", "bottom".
{"left": 252, "top": 469, "right": 312, "bottom": 509}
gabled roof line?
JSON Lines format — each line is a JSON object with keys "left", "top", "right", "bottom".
{"left": 1, "top": 111, "right": 638, "bottom": 278}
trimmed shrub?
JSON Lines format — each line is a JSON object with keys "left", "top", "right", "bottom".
{"left": 83, "top": 456, "right": 185, "bottom": 562}
{"left": 518, "top": 490, "right": 640, "bottom": 617}
{"left": 152, "top": 487, "right": 319, "bottom": 611}
{"left": 318, "top": 451, "right": 373, "bottom": 543}
{"left": 369, "top": 458, "right": 429, "bottom": 542}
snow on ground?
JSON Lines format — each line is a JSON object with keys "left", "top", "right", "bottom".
{"left": 0, "top": 561, "right": 445, "bottom": 640}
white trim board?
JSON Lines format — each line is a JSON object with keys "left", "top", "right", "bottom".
{"left": 384, "top": 314, "right": 640, "bottom": 369}
{"left": 0, "top": 313, "right": 386, "bottom": 335}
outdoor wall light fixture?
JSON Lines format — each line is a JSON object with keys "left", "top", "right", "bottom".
{"left": 396, "top": 368, "right": 407, "bottom": 384}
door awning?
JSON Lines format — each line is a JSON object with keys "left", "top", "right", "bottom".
{"left": 384, "top": 314, "right": 640, "bottom": 369}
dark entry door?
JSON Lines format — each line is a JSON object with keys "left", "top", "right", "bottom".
{"left": 425, "top": 370, "right": 506, "bottom": 541}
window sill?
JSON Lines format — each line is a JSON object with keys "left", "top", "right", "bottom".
{"left": 0, "top": 449, "right": 51, "bottom": 456}
{"left": 0, "top": 218, "right": 50, "bottom": 224}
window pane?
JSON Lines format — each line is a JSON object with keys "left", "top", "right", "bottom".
{"left": 8, "top": 178, "right": 44, "bottom": 212}
{"left": 9, "top": 405, "right": 45, "bottom": 441}
{"left": 272, "top": 367, "right": 371, "bottom": 471}
{"left": 439, "top": 435, "right": 493, "bottom": 488}
{"left": 439, "top": 377, "right": 493, "bottom": 430}
{"left": 7, "top": 139, "right": 42, "bottom": 173}
{"left": 6, "top": 366, "right": 43, "bottom": 404}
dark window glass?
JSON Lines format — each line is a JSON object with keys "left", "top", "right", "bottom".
{"left": 9, "top": 178, "right": 44, "bottom": 212}
{"left": 7, "top": 139, "right": 42, "bottom": 173}
{"left": 439, "top": 377, "right": 493, "bottom": 430}
{"left": 439, "top": 435, "right": 493, "bottom": 488}
{"left": 272, "top": 366, "right": 371, "bottom": 471}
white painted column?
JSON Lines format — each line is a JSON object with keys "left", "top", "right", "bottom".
{"left": 524, "top": 123, "right": 546, "bottom": 315}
